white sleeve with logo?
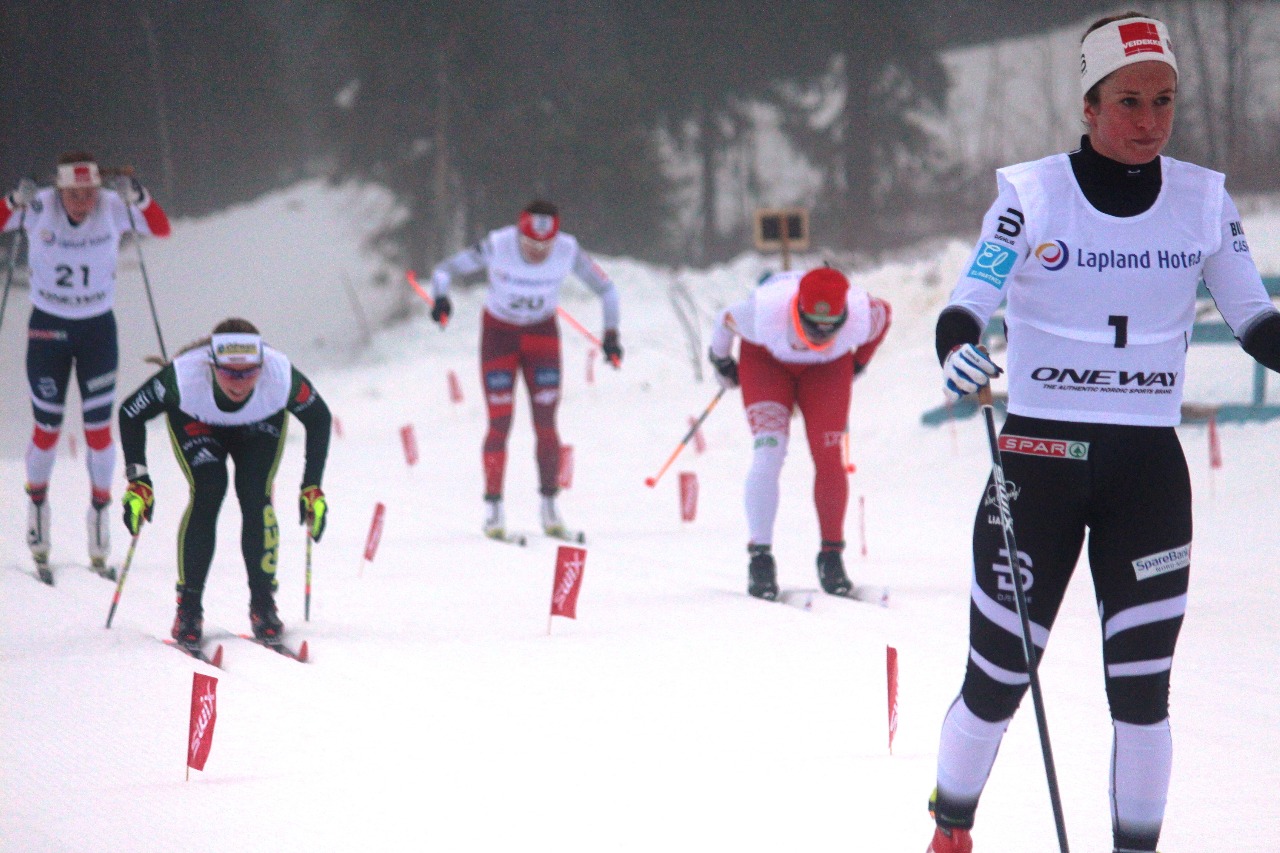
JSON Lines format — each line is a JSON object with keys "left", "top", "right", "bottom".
{"left": 1202, "top": 192, "right": 1276, "bottom": 337}
{"left": 430, "top": 241, "right": 488, "bottom": 298}
{"left": 945, "top": 177, "right": 1028, "bottom": 330}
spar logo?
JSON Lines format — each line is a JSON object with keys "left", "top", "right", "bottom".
{"left": 1034, "top": 240, "right": 1069, "bottom": 271}
{"left": 1118, "top": 21, "right": 1165, "bottom": 56}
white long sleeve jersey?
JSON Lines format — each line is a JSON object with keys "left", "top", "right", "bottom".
{"left": 430, "top": 225, "right": 619, "bottom": 329}
{"left": 946, "top": 153, "right": 1274, "bottom": 426}
{"left": 709, "top": 271, "right": 885, "bottom": 364}
{"left": 5, "top": 187, "right": 159, "bottom": 320}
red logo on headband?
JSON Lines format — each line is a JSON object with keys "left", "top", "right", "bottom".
{"left": 518, "top": 211, "right": 559, "bottom": 242}
{"left": 1118, "top": 21, "right": 1164, "bottom": 56}
{"left": 73, "top": 165, "right": 92, "bottom": 182}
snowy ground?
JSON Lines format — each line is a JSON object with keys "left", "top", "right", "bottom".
{"left": 1, "top": 185, "right": 1278, "bottom": 852}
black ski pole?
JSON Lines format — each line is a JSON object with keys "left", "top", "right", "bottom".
{"left": 0, "top": 206, "right": 28, "bottom": 335}
{"left": 977, "top": 383, "right": 1070, "bottom": 852}
{"left": 119, "top": 182, "right": 168, "bottom": 361}
{"left": 105, "top": 531, "right": 142, "bottom": 629}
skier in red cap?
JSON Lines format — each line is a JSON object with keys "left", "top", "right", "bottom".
{"left": 708, "top": 266, "right": 891, "bottom": 600}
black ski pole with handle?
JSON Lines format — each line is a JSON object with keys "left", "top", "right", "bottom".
{"left": 304, "top": 531, "right": 313, "bottom": 622}
{"left": 114, "top": 172, "right": 168, "bottom": 361}
{"left": 977, "top": 382, "right": 1070, "bottom": 852}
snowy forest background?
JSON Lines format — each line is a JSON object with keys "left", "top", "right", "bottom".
{"left": 4, "top": 1, "right": 1279, "bottom": 283}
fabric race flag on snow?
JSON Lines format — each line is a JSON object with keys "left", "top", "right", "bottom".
{"left": 187, "top": 672, "right": 218, "bottom": 778}
{"left": 688, "top": 416, "right": 706, "bottom": 454}
{"left": 400, "top": 424, "right": 419, "bottom": 467}
{"left": 886, "top": 645, "right": 899, "bottom": 755}
{"left": 550, "top": 545, "right": 586, "bottom": 622}
{"left": 363, "top": 502, "right": 386, "bottom": 563}
{"left": 558, "top": 445, "right": 574, "bottom": 489}
{"left": 1208, "top": 412, "right": 1223, "bottom": 469}
{"left": 679, "top": 471, "right": 698, "bottom": 522}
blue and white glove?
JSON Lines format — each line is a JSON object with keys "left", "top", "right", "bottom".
{"left": 942, "top": 344, "right": 1001, "bottom": 403}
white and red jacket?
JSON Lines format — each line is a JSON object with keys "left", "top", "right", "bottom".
{"left": 2, "top": 186, "right": 171, "bottom": 320}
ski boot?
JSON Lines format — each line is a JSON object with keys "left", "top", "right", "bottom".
{"left": 26, "top": 484, "right": 52, "bottom": 584}
{"left": 816, "top": 541, "right": 852, "bottom": 596}
{"left": 172, "top": 599, "right": 205, "bottom": 645}
{"left": 483, "top": 495, "right": 506, "bottom": 539}
{"left": 926, "top": 826, "right": 973, "bottom": 853}
{"left": 540, "top": 494, "right": 567, "bottom": 538}
{"left": 250, "top": 596, "right": 285, "bottom": 642}
{"left": 747, "top": 544, "right": 779, "bottom": 601}
{"left": 927, "top": 788, "right": 974, "bottom": 853}
{"left": 86, "top": 491, "right": 116, "bottom": 580}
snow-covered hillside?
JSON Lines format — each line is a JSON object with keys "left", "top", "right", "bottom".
{"left": 1, "top": 183, "right": 1277, "bottom": 852}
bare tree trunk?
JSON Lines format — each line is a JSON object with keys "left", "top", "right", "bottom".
{"left": 139, "top": 10, "right": 175, "bottom": 203}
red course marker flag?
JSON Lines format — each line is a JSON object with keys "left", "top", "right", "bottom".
{"left": 1208, "top": 412, "right": 1223, "bottom": 470}
{"left": 363, "top": 502, "right": 386, "bottom": 565}
{"left": 679, "top": 471, "right": 698, "bottom": 522}
{"left": 886, "top": 645, "right": 900, "bottom": 755}
{"left": 187, "top": 672, "right": 218, "bottom": 779}
{"left": 400, "top": 424, "right": 419, "bottom": 467}
{"left": 688, "top": 416, "right": 706, "bottom": 454}
{"left": 558, "top": 444, "right": 574, "bottom": 489}
{"left": 447, "top": 370, "right": 464, "bottom": 404}
{"left": 549, "top": 545, "right": 586, "bottom": 629}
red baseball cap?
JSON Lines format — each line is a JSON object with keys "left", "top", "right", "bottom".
{"left": 797, "top": 268, "right": 849, "bottom": 322}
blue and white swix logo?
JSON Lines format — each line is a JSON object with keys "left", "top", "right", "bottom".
{"left": 966, "top": 241, "right": 1017, "bottom": 289}
{"left": 1034, "top": 240, "right": 1069, "bottom": 271}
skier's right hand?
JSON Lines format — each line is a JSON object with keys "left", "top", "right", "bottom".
{"left": 942, "top": 343, "right": 1001, "bottom": 403}
{"left": 122, "top": 476, "right": 155, "bottom": 535}
{"left": 708, "top": 348, "right": 739, "bottom": 390}
{"left": 6, "top": 178, "right": 36, "bottom": 209}
{"left": 431, "top": 295, "right": 452, "bottom": 327}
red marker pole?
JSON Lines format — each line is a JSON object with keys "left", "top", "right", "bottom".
{"left": 556, "top": 306, "right": 616, "bottom": 367}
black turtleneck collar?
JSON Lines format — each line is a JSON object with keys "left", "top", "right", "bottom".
{"left": 1068, "top": 134, "right": 1162, "bottom": 217}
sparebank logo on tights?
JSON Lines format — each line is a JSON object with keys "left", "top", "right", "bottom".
{"left": 1035, "top": 239, "right": 1201, "bottom": 273}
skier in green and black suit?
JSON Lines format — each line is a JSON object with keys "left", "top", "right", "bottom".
{"left": 117, "top": 318, "right": 331, "bottom": 644}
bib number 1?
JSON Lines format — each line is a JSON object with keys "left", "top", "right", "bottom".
{"left": 1108, "top": 315, "right": 1128, "bottom": 349}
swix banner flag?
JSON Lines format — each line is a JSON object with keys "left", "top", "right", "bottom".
{"left": 447, "top": 370, "right": 464, "bottom": 404}
{"left": 1208, "top": 412, "right": 1223, "bottom": 469}
{"left": 558, "top": 445, "right": 574, "bottom": 489}
{"left": 551, "top": 546, "right": 586, "bottom": 619}
{"left": 400, "top": 424, "right": 419, "bottom": 467}
{"left": 363, "top": 502, "right": 386, "bottom": 562}
{"left": 679, "top": 471, "right": 698, "bottom": 522}
{"left": 886, "top": 646, "right": 899, "bottom": 755}
{"left": 688, "top": 416, "right": 706, "bottom": 454}
{"left": 187, "top": 672, "right": 218, "bottom": 773}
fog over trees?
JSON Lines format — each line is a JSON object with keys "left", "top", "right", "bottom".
{"left": 4, "top": 1, "right": 1276, "bottom": 268}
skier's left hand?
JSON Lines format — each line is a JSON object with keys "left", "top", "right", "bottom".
{"left": 299, "top": 485, "right": 327, "bottom": 542}
{"left": 602, "top": 329, "right": 623, "bottom": 367}
{"left": 114, "top": 175, "right": 147, "bottom": 206}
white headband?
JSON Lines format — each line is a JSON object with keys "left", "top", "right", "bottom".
{"left": 55, "top": 161, "right": 102, "bottom": 189}
{"left": 1080, "top": 17, "right": 1178, "bottom": 96}
{"left": 210, "top": 333, "right": 264, "bottom": 367}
